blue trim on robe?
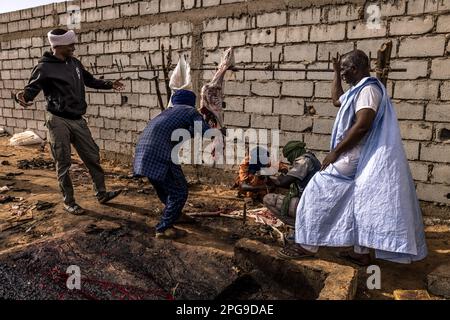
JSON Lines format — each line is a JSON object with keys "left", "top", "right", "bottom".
{"left": 295, "top": 77, "right": 427, "bottom": 264}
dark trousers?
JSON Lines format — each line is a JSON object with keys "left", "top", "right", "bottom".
{"left": 46, "top": 113, "right": 106, "bottom": 206}
{"left": 149, "top": 164, "right": 188, "bottom": 232}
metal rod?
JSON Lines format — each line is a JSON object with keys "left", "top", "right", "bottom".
{"left": 90, "top": 67, "right": 408, "bottom": 76}
{"left": 161, "top": 44, "right": 171, "bottom": 105}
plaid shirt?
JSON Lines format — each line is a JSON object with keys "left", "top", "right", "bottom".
{"left": 133, "top": 104, "right": 210, "bottom": 181}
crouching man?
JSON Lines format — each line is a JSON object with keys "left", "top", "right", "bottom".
{"left": 263, "top": 141, "right": 321, "bottom": 227}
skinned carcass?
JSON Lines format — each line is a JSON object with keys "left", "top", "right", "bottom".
{"left": 200, "top": 48, "right": 235, "bottom": 162}
{"left": 200, "top": 47, "right": 234, "bottom": 128}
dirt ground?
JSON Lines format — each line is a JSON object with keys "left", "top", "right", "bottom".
{"left": 0, "top": 136, "right": 448, "bottom": 300}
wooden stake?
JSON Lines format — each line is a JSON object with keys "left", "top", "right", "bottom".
{"left": 376, "top": 41, "right": 393, "bottom": 87}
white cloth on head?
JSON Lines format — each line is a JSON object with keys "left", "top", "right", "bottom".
{"left": 47, "top": 30, "right": 77, "bottom": 47}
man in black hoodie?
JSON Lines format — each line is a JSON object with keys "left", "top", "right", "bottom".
{"left": 15, "top": 29, "right": 124, "bottom": 215}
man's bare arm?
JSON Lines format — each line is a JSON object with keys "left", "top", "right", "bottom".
{"left": 269, "top": 175, "right": 297, "bottom": 189}
{"left": 331, "top": 55, "right": 343, "bottom": 108}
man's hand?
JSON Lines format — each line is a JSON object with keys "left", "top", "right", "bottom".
{"left": 320, "top": 150, "right": 339, "bottom": 171}
{"left": 112, "top": 79, "right": 125, "bottom": 91}
{"left": 332, "top": 53, "right": 341, "bottom": 74}
{"left": 15, "top": 91, "right": 33, "bottom": 108}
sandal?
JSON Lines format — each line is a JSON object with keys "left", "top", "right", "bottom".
{"left": 277, "top": 245, "right": 315, "bottom": 260}
{"left": 337, "top": 250, "right": 371, "bottom": 266}
{"left": 64, "top": 204, "right": 85, "bottom": 215}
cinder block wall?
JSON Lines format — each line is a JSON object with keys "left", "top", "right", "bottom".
{"left": 0, "top": 0, "right": 449, "bottom": 204}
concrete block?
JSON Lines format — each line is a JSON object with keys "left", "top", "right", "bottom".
{"left": 390, "top": 59, "right": 428, "bottom": 80}
{"left": 408, "top": 0, "right": 439, "bottom": 14}
{"left": 304, "top": 133, "right": 331, "bottom": 151}
{"left": 273, "top": 98, "right": 304, "bottom": 115}
{"left": 416, "top": 182, "right": 450, "bottom": 205}
{"left": 252, "top": 45, "right": 282, "bottom": 63}
{"left": 219, "top": 31, "right": 246, "bottom": 47}
{"left": 436, "top": 14, "right": 450, "bottom": 33}
{"left": 431, "top": 164, "right": 450, "bottom": 184}
{"left": 284, "top": 44, "right": 316, "bottom": 63}
{"left": 102, "top": 6, "right": 120, "bottom": 20}
{"left": 420, "top": 143, "right": 450, "bottom": 163}
{"left": 394, "top": 80, "right": 439, "bottom": 100}
{"left": 321, "top": 4, "right": 361, "bottom": 23}
{"left": 281, "top": 116, "right": 313, "bottom": 132}
{"left": 399, "top": 36, "right": 446, "bottom": 57}
{"left": 246, "top": 28, "right": 275, "bottom": 45}
{"left": 426, "top": 103, "right": 450, "bottom": 122}
{"left": 431, "top": 58, "right": 450, "bottom": 79}
{"left": 251, "top": 114, "right": 279, "bottom": 129}
{"left": 224, "top": 111, "right": 250, "bottom": 127}
{"left": 289, "top": 7, "right": 321, "bottom": 25}
{"left": 224, "top": 81, "right": 250, "bottom": 96}
{"left": 171, "top": 21, "right": 192, "bottom": 35}
{"left": 399, "top": 121, "right": 433, "bottom": 141}
{"left": 313, "top": 118, "right": 335, "bottom": 134}
{"left": 281, "top": 81, "right": 314, "bottom": 97}
{"left": 347, "top": 21, "right": 387, "bottom": 39}
{"left": 251, "top": 82, "right": 280, "bottom": 97}
{"left": 311, "top": 23, "right": 346, "bottom": 42}
{"left": 160, "top": 0, "right": 181, "bottom": 12}
{"left": 317, "top": 42, "right": 354, "bottom": 61}
{"left": 203, "top": 18, "right": 227, "bottom": 32}
{"left": 393, "top": 101, "right": 424, "bottom": 120}
{"left": 120, "top": 3, "right": 139, "bottom": 17}
{"left": 139, "top": 0, "right": 159, "bottom": 15}
{"left": 223, "top": 97, "right": 244, "bottom": 112}
{"left": 389, "top": 15, "right": 434, "bottom": 35}
{"left": 228, "top": 15, "right": 255, "bottom": 31}
{"left": 257, "top": 11, "right": 287, "bottom": 28}
{"left": 244, "top": 97, "right": 273, "bottom": 114}
{"left": 150, "top": 23, "right": 170, "bottom": 37}
{"left": 276, "top": 26, "right": 309, "bottom": 43}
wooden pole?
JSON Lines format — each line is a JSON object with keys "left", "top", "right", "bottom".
{"left": 376, "top": 41, "right": 393, "bottom": 87}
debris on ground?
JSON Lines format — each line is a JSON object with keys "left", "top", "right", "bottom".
{"left": 0, "top": 195, "right": 14, "bottom": 204}
{"left": 83, "top": 220, "right": 123, "bottom": 234}
{"left": 17, "top": 158, "right": 55, "bottom": 170}
{"left": 10, "top": 202, "right": 35, "bottom": 219}
{"left": 423, "top": 216, "right": 450, "bottom": 226}
{"left": 393, "top": 290, "right": 431, "bottom": 300}
{"left": 1, "top": 161, "right": 10, "bottom": 165}
{"left": 427, "top": 263, "right": 450, "bottom": 299}
{"left": 6, "top": 172, "right": 23, "bottom": 177}
{"left": 35, "top": 201, "right": 55, "bottom": 211}
{"left": 0, "top": 186, "right": 10, "bottom": 193}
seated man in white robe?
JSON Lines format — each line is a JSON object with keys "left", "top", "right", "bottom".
{"left": 279, "top": 50, "right": 427, "bottom": 266}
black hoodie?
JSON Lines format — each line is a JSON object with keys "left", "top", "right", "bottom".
{"left": 23, "top": 51, "right": 113, "bottom": 120}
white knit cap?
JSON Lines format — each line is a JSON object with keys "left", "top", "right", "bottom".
{"left": 47, "top": 30, "right": 78, "bottom": 47}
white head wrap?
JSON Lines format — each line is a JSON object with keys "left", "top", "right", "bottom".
{"left": 47, "top": 30, "right": 77, "bottom": 47}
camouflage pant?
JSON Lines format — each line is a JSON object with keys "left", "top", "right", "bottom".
{"left": 263, "top": 193, "right": 299, "bottom": 220}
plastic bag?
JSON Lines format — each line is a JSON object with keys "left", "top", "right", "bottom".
{"left": 167, "top": 55, "right": 192, "bottom": 108}
{"left": 9, "top": 130, "right": 44, "bottom": 146}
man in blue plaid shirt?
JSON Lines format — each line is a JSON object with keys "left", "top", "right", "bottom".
{"left": 134, "top": 90, "right": 211, "bottom": 239}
